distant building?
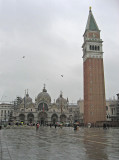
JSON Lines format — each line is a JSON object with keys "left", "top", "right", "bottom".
{"left": 12, "top": 86, "right": 81, "bottom": 125}
{"left": 82, "top": 7, "right": 106, "bottom": 125}
{"left": 77, "top": 100, "right": 84, "bottom": 123}
{"left": 106, "top": 94, "right": 119, "bottom": 122}
{"left": 68, "top": 103, "right": 80, "bottom": 123}
{"left": 0, "top": 103, "right": 13, "bottom": 125}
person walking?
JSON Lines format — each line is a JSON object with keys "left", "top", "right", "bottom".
{"left": 36, "top": 123, "right": 40, "bottom": 131}
{"left": 55, "top": 124, "right": 57, "bottom": 129}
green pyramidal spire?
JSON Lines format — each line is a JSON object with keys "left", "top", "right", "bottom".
{"left": 85, "top": 7, "right": 99, "bottom": 31}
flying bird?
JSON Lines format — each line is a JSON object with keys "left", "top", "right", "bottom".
{"left": 22, "top": 56, "right": 25, "bottom": 58}
{"left": 61, "top": 75, "right": 63, "bottom": 77}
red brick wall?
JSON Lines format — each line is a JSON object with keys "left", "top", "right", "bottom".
{"left": 84, "top": 58, "right": 106, "bottom": 124}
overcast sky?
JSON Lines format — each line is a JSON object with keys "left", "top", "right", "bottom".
{"left": 0, "top": 0, "right": 119, "bottom": 103}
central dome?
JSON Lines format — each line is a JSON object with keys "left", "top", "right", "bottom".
{"left": 37, "top": 86, "right": 51, "bottom": 104}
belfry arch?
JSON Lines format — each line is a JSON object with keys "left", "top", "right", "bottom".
{"left": 19, "top": 114, "right": 25, "bottom": 122}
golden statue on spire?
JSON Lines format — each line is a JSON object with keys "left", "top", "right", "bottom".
{"left": 89, "top": 6, "right": 92, "bottom": 11}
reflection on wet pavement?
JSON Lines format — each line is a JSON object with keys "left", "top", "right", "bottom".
{"left": 0, "top": 127, "right": 119, "bottom": 160}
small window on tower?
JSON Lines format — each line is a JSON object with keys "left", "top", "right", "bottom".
{"left": 92, "top": 45, "right": 94, "bottom": 50}
{"left": 95, "top": 46, "right": 97, "bottom": 50}
{"left": 98, "top": 46, "right": 100, "bottom": 51}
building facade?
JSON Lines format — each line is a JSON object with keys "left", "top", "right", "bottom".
{"left": 0, "top": 103, "right": 13, "bottom": 125}
{"left": 106, "top": 94, "right": 119, "bottom": 122}
{"left": 82, "top": 7, "right": 106, "bottom": 125}
{"left": 12, "top": 86, "right": 80, "bottom": 125}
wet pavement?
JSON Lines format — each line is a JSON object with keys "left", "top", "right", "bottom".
{"left": 0, "top": 126, "right": 119, "bottom": 160}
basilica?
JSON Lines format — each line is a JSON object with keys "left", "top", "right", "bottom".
{"left": 12, "top": 85, "right": 78, "bottom": 125}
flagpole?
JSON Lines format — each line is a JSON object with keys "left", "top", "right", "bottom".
{"left": 24, "top": 90, "right": 26, "bottom": 111}
{"left": 43, "top": 103, "right": 44, "bottom": 112}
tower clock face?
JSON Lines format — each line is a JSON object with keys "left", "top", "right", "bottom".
{"left": 92, "top": 33, "right": 96, "bottom": 38}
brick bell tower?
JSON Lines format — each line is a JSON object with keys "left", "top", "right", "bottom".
{"left": 82, "top": 7, "right": 106, "bottom": 125}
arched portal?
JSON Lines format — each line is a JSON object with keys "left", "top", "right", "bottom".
{"left": 60, "top": 114, "right": 67, "bottom": 123}
{"left": 69, "top": 115, "right": 73, "bottom": 123}
{"left": 38, "top": 112, "right": 47, "bottom": 126}
{"left": 38, "top": 103, "right": 48, "bottom": 111}
{"left": 51, "top": 114, "right": 58, "bottom": 125}
{"left": 27, "top": 113, "right": 34, "bottom": 123}
{"left": 19, "top": 114, "right": 25, "bottom": 123}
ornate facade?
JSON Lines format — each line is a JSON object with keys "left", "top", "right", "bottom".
{"left": 12, "top": 86, "right": 78, "bottom": 125}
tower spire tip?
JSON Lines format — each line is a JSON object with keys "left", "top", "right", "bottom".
{"left": 89, "top": 6, "right": 92, "bottom": 11}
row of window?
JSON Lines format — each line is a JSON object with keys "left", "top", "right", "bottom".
{"left": 111, "top": 108, "right": 116, "bottom": 115}
{"left": 0, "top": 110, "right": 10, "bottom": 116}
{"left": 89, "top": 45, "right": 100, "bottom": 51}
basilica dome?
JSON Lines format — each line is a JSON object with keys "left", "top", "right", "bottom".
{"left": 25, "top": 94, "right": 32, "bottom": 104}
{"left": 56, "top": 92, "right": 67, "bottom": 106}
{"left": 37, "top": 86, "right": 51, "bottom": 104}
{"left": 21, "top": 92, "right": 33, "bottom": 106}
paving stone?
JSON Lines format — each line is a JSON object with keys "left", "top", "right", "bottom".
{"left": 0, "top": 127, "right": 119, "bottom": 160}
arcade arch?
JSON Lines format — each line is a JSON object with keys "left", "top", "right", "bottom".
{"left": 19, "top": 114, "right": 25, "bottom": 122}
{"left": 38, "top": 112, "right": 47, "bottom": 126}
{"left": 27, "top": 113, "right": 34, "bottom": 123}
{"left": 60, "top": 114, "right": 67, "bottom": 123}
{"left": 51, "top": 114, "right": 58, "bottom": 125}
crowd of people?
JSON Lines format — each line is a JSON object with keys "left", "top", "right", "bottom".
{"left": 0, "top": 121, "right": 80, "bottom": 131}
{"left": 0, "top": 121, "right": 111, "bottom": 131}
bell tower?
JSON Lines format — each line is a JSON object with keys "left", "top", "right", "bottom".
{"left": 82, "top": 7, "right": 106, "bottom": 125}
